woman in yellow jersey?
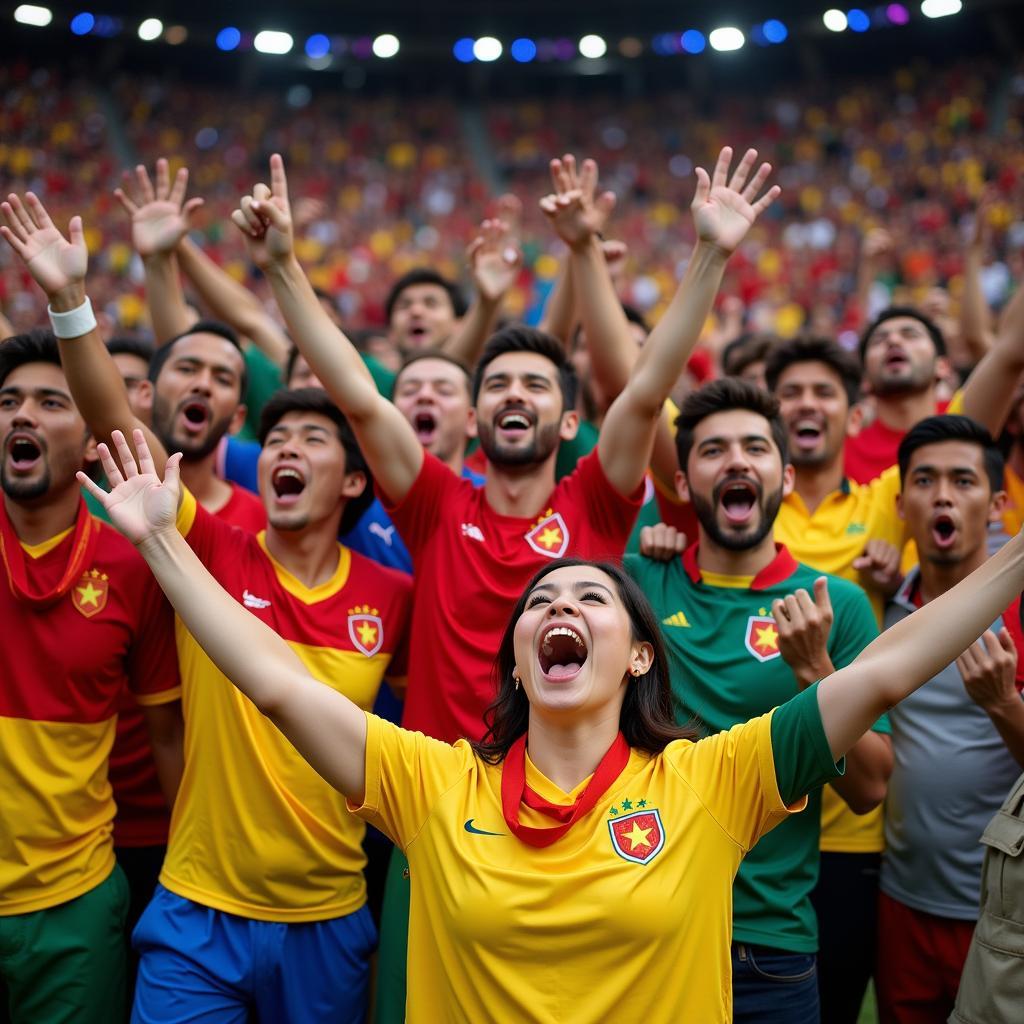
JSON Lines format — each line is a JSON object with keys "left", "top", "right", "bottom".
{"left": 83, "top": 429, "right": 1024, "bottom": 1024}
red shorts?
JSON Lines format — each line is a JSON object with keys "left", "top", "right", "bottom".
{"left": 875, "top": 890, "right": 976, "bottom": 1024}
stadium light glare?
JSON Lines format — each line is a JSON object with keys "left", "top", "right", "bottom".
{"left": 137, "top": 18, "right": 162, "bottom": 41}
{"left": 372, "top": 33, "right": 399, "bottom": 58}
{"left": 709, "top": 27, "right": 745, "bottom": 51}
{"left": 846, "top": 8, "right": 871, "bottom": 31}
{"left": 164, "top": 24, "right": 187, "bottom": 45}
{"left": 618, "top": 36, "right": 643, "bottom": 57}
{"left": 578, "top": 34, "right": 607, "bottom": 59}
{"left": 70, "top": 11, "right": 94, "bottom": 34}
{"left": 762, "top": 19, "right": 788, "bottom": 43}
{"left": 13, "top": 5, "right": 52, "bottom": 26}
{"left": 921, "top": 0, "right": 961, "bottom": 16}
{"left": 254, "top": 30, "right": 293, "bottom": 54}
{"left": 473, "top": 36, "right": 502, "bottom": 62}
{"left": 510, "top": 38, "right": 537, "bottom": 62}
{"left": 216, "top": 26, "right": 241, "bottom": 50}
{"left": 823, "top": 8, "right": 848, "bottom": 30}
{"left": 680, "top": 29, "right": 706, "bottom": 54}
{"left": 886, "top": 3, "right": 911, "bottom": 23}
{"left": 305, "top": 33, "right": 330, "bottom": 58}
{"left": 453, "top": 37, "right": 475, "bottom": 62}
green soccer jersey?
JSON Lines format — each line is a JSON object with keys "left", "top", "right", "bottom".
{"left": 625, "top": 543, "right": 879, "bottom": 953}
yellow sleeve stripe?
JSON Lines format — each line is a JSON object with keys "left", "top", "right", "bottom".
{"left": 176, "top": 487, "right": 197, "bottom": 538}
{"left": 135, "top": 686, "right": 183, "bottom": 707}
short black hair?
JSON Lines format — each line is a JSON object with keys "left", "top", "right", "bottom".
{"left": 898, "top": 414, "right": 1004, "bottom": 493}
{"left": 0, "top": 328, "right": 63, "bottom": 387}
{"left": 105, "top": 336, "right": 155, "bottom": 366}
{"left": 148, "top": 320, "right": 248, "bottom": 399}
{"left": 675, "top": 377, "right": 789, "bottom": 473}
{"left": 859, "top": 306, "right": 947, "bottom": 363}
{"left": 257, "top": 387, "right": 374, "bottom": 533}
{"left": 392, "top": 349, "right": 472, "bottom": 398}
{"left": 722, "top": 333, "right": 777, "bottom": 379}
{"left": 621, "top": 303, "right": 650, "bottom": 334}
{"left": 384, "top": 269, "right": 468, "bottom": 323}
{"left": 765, "top": 336, "right": 862, "bottom": 406}
{"left": 471, "top": 324, "right": 577, "bottom": 411}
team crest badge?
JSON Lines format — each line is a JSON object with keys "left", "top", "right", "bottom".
{"left": 348, "top": 605, "right": 384, "bottom": 657}
{"left": 609, "top": 809, "right": 665, "bottom": 865}
{"left": 745, "top": 614, "right": 781, "bottom": 662}
{"left": 72, "top": 569, "right": 109, "bottom": 618}
{"left": 524, "top": 510, "right": 569, "bottom": 559}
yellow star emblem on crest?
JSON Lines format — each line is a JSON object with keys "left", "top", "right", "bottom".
{"left": 755, "top": 623, "right": 779, "bottom": 651}
{"left": 621, "top": 821, "right": 653, "bottom": 851}
{"left": 76, "top": 581, "right": 103, "bottom": 607}
{"left": 356, "top": 621, "right": 378, "bottom": 648}
{"left": 537, "top": 526, "right": 562, "bottom": 549}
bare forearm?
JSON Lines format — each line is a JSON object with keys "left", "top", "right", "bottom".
{"left": 177, "top": 237, "right": 289, "bottom": 365}
{"left": 143, "top": 253, "right": 195, "bottom": 344}
{"left": 0, "top": 309, "right": 13, "bottom": 339}
{"left": 538, "top": 257, "right": 576, "bottom": 344}
{"left": 831, "top": 732, "right": 891, "bottom": 814}
{"left": 819, "top": 532, "right": 1024, "bottom": 756}
{"left": 985, "top": 697, "right": 1024, "bottom": 769}
{"left": 442, "top": 295, "right": 500, "bottom": 364}
{"left": 960, "top": 248, "right": 995, "bottom": 362}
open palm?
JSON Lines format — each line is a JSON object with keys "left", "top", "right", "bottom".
{"left": 0, "top": 192, "right": 87, "bottom": 294}
{"left": 468, "top": 219, "right": 521, "bottom": 302}
{"left": 114, "top": 159, "right": 203, "bottom": 258}
{"left": 691, "top": 147, "right": 780, "bottom": 256}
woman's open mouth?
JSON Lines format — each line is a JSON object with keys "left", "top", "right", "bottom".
{"left": 537, "top": 624, "right": 589, "bottom": 682}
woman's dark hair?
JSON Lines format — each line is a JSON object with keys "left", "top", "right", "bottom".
{"left": 473, "top": 558, "right": 699, "bottom": 764}
{"left": 258, "top": 387, "right": 374, "bottom": 533}
{"left": 764, "top": 336, "right": 862, "bottom": 407}
{"left": 897, "top": 414, "right": 1004, "bottom": 493}
{"left": 471, "top": 324, "right": 578, "bottom": 412}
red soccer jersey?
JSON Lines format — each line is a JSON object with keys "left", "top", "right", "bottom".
{"left": 109, "top": 482, "right": 265, "bottom": 848}
{"left": 844, "top": 400, "right": 949, "bottom": 484}
{"left": 0, "top": 501, "right": 180, "bottom": 915}
{"left": 383, "top": 449, "right": 643, "bottom": 743}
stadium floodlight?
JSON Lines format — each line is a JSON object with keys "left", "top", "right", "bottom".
{"left": 216, "top": 26, "right": 241, "bottom": 50}
{"left": 823, "top": 8, "right": 848, "bottom": 30}
{"left": 13, "top": 5, "right": 52, "bottom": 26}
{"left": 305, "top": 33, "right": 330, "bottom": 58}
{"left": 453, "top": 37, "right": 475, "bottom": 62}
{"left": 372, "top": 34, "right": 399, "bottom": 58}
{"left": 709, "top": 27, "right": 745, "bottom": 51}
{"left": 70, "top": 11, "right": 94, "bottom": 34}
{"left": 579, "top": 34, "right": 607, "bottom": 58}
{"left": 254, "top": 30, "right": 294, "bottom": 54}
{"left": 846, "top": 8, "right": 871, "bottom": 31}
{"left": 510, "top": 38, "right": 537, "bottom": 62}
{"left": 473, "top": 36, "right": 502, "bottom": 62}
{"left": 165, "top": 24, "right": 187, "bottom": 44}
{"left": 680, "top": 29, "right": 706, "bottom": 54}
{"left": 921, "top": 0, "right": 961, "bottom": 16}
{"left": 886, "top": 3, "right": 911, "bottom": 23}
{"left": 138, "top": 18, "right": 163, "bottom": 41}
{"left": 762, "top": 19, "right": 788, "bottom": 43}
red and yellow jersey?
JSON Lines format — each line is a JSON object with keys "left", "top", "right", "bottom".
{"left": 352, "top": 690, "right": 838, "bottom": 1023}
{"left": 383, "top": 450, "right": 642, "bottom": 743}
{"left": 109, "top": 480, "right": 265, "bottom": 849}
{"left": 161, "top": 489, "right": 411, "bottom": 921}
{"left": 0, "top": 505, "right": 180, "bottom": 915}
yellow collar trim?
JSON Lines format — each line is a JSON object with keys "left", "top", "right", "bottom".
{"left": 698, "top": 569, "right": 755, "bottom": 589}
{"left": 524, "top": 750, "right": 593, "bottom": 805}
{"left": 20, "top": 526, "right": 75, "bottom": 559}
{"left": 256, "top": 532, "right": 351, "bottom": 604}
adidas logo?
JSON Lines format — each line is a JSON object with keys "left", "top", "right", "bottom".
{"left": 662, "top": 611, "right": 690, "bottom": 627}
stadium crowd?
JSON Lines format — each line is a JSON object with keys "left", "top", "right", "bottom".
{"left": 2, "top": 47, "right": 1024, "bottom": 1024}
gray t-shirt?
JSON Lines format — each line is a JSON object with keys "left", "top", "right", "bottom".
{"left": 880, "top": 569, "right": 1023, "bottom": 920}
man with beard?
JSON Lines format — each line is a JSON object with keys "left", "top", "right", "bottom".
{"left": 877, "top": 416, "right": 1024, "bottom": 1024}
{"left": 0, "top": 330, "right": 181, "bottom": 1024}
{"left": 1, "top": 190, "right": 412, "bottom": 1023}
{"left": 845, "top": 308, "right": 952, "bottom": 484}
{"left": 626, "top": 378, "right": 886, "bottom": 1023}
{"left": 231, "top": 146, "right": 780, "bottom": 1022}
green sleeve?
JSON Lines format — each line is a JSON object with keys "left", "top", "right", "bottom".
{"left": 362, "top": 352, "right": 396, "bottom": 397}
{"left": 770, "top": 684, "right": 845, "bottom": 806}
{"left": 239, "top": 345, "right": 284, "bottom": 441}
{"left": 826, "top": 578, "right": 889, "bottom": 733}
{"left": 555, "top": 419, "right": 600, "bottom": 481}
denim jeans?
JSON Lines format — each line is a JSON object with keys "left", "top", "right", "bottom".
{"left": 732, "top": 943, "right": 820, "bottom": 1023}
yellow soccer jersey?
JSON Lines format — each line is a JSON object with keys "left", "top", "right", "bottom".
{"left": 161, "top": 489, "right": 411, "bottom": 921}
{"left": 352, "top": 690, "right": 838, "bottom": 1023}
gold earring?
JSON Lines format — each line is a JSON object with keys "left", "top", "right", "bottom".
{"left": 631, "top": 667, "right": 641, "bottom": 677}
{"left": 513, "top": 672, "right": 521, "bottom": 690}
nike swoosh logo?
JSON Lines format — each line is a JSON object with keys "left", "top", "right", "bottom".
{"left": 464, "top": 819, "right": 504, "bottom": 836}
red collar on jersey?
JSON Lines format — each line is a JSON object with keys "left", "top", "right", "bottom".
{"left": 682, "top": 542, "right": 799, "bottom": 590}
{"left": 501, "top": 731, "right": 631, "bottom": 848}
{"left": 0, "top": 497, "right": 99, "bottom": 608}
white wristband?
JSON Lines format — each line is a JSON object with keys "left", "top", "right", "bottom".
{"left": 47, "top": 297, "right": 97, "bottom": 340}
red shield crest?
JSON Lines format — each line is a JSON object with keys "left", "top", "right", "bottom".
{"left": 348, "top": 612, "right": 384, "bottom": 657}
{"left": 745, "top": 614, "right": 780, "bottom": 662}
{"left": 72, "top": 570, "right": 109, "bottom": 619}
{"left": 524, "top": 511, "right": 569, "bottom": 559}
{"left": 608, "top": 809, "right": 665, "bottom": 865}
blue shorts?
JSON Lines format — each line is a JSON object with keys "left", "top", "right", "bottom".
{"left": 130, "top": 884, "right": 376, "bottom": 1024}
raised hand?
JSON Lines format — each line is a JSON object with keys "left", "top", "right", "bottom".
{"left": 539, "top": 153, "right": 616, "bottom": 251}
{"left": 958, "top": 628, "right": 1019, "bottom": 713}
{"left": 691, "top": 147, "right": 780, "bottom": 257}
{"left": 853, "top": 539, "right": 903, "bottom": 597}
{"left": 639, "top": 522, "right": 687, "bottom": 562}
{"left": 230, "top": 153, "right": 294, "bottom": 270}
{"left": 0, "top": 192, "right": 88, "bottom": 300}
{"left": 773, "top": 577, "right": 834, "bottom": 690}
{"left": 114, "top": 158, "right": 203, "bottom": 258}
{"left": 78, "top": 429, "right": 182, "bottom": 547}
{"left": 466, "top": 218, "right": 522, "bottom": 303}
